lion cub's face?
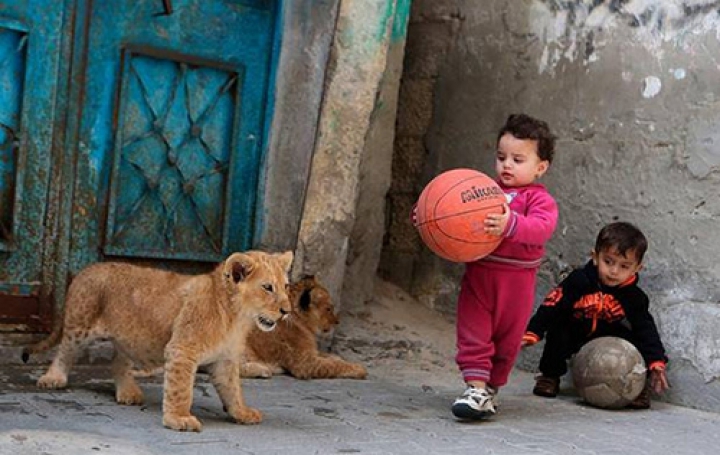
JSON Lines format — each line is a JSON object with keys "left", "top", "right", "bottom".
{"left": 223, "top": 251, "right": 293, "bottom": 332}
{"left": 292, "top": 276, "right": 339, "bottom": 335}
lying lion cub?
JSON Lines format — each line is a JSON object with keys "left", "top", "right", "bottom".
{"left": 22, "top": 251, "right": 293, "bottom": 432}
{"left": 241, "top": 275, "right": 367, "bottom": 380}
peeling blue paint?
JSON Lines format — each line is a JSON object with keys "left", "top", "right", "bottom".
{"left": 391, "top": 0, "right": 411, "bottom": 42}
{"left": 0, "top": 0, "right": 281, "bottom": 329}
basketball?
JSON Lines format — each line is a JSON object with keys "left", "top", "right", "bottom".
{"left": 571, "top": 337, "right": 647, "bottom": 409}
{"left": 414, "top": 168, "right": 505, "bottom": 263}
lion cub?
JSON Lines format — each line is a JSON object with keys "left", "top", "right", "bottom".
{"left": 22, "top": 251, "right": 293, "bottom": 432}
{"left": 241, "top": 275, "right": 367, "bottom": 380}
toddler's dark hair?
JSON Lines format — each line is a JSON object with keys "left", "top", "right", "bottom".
{"left": 595, "top": 222, "right": 648, "bottom": 263}
{"left": 497, "top": 114, "right": 556, "bottom": 163}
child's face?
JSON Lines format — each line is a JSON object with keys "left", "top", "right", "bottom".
{"left": 495, "top": 133, "right": 549, "bottom": 187}
{"left": 591, "top": 247, "right": 643, "bottom": 287}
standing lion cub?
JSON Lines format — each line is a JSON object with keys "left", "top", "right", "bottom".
{"left": 22, "top": 251, "right": 293, "bottom": 432}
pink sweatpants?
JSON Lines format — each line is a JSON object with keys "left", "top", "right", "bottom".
{"left": 455, "top": 261, "right": 537, "bottom": 387}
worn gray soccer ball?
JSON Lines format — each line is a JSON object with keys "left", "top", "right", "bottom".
{"left": 571, "top": 336, "right": 647, "bottom": 409}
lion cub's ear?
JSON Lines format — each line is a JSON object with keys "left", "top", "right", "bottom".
{"left": 298, "top": 287, "right": 313, "bottom": 312}
{"left": 223, "top": 253, "right": 256, "bottom": 283}
{"left": 277, "top": 251, "right": 294, "bottom": 272}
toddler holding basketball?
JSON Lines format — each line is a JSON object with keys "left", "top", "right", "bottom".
{"left": 522, "top": 221, "right": 669, "bottom": 409}
{"left": 447, "top": 114, "right": 559, "bottom": 420}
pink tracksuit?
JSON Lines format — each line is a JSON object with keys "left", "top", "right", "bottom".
{"left": 456, "top": 182, "right": 558, "bottom": 387}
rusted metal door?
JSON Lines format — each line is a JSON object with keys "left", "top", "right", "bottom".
{"left": 0, "top": 0, "right": 279, "bottom": 330}
{"left": 0, "top": 1, "right": 68, "bottom": 330}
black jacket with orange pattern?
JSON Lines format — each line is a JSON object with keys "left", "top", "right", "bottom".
{"left": 524, "top": 260, "right": 668, "bottom": 368}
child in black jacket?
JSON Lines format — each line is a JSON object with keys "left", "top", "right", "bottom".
{"left": 522, "top": 222, "right": 669, "bottom": 408}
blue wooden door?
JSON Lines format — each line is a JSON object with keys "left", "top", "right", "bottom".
{"left": 69, "top": 0, "right": 278, "bottom": 272}
{"left": 0, "top": 1, "right": 68, "bottom": 329}
{"left": 0, "top": 0, "right": 279, "bottom": 329}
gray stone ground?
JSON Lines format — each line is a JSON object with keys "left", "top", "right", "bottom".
{"left": 2, "top": 365, "right": 720, "bottom": 455}
{"left": 2, "top": 281, "right": 719, "bottom": 454}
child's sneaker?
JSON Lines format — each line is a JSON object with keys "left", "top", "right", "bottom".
{"left": 451, "top": 386, "right": 497, "bottom": 420}
{"left": 532, "top": 375, "right": 560, "bottom": 398}
{"left": 487, "top": 385, "right": 499, "bottom": 409}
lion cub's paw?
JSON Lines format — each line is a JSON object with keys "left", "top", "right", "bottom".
{"left": 116, "top": 387, "right": 144, "bottom": 406}
{"left": 240, "top": 362, "right": 274, "bottom": 379}
{"left": 348, "top": 364, "right": 368, "bottom": 379}
{"left": 163, "top": 414, "right": 203, "bottom": 432}
{"left": 232, "top": 406, "right": 263, "bottom": 425}
{"left": 37, "top": 372, "right": 68, "bottom": 389}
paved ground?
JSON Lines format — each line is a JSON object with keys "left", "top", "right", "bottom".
{"left": 3, "top": 281, "right": 718, "bottom": 454}
{"left": 2, "top": 364, "right": 719, "bottom": 455}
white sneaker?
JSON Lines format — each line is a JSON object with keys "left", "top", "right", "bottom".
{"left": 451, "top": 386, "right": 497, "bottom": 420}
{"left": 487, "top": 385, "right": 499, "bottom": 409}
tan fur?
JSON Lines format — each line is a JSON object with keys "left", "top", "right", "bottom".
{"left": 22, "top": 251, "right": 294, "bottom": 432}
{"left": 241, "top": 276, "right": 367, "bottom": 380}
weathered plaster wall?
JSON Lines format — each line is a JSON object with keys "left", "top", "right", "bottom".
{"left": 255, "top": 0, "right": 340, "bottom": 252}
{"left": 343, "top": 1, "right": 411, "bottom": 310}
{"left": 294, "top": 0, "right": 410, "bottom": 310}
{"left": 384, "top": 0, "right": 720, "bottom": 413}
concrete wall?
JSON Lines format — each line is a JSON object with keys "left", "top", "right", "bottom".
{"left": 256, "top": 0, "right": 340, "bottom": 252}
{"left": 342, "top": 1, "right": 411, "bottom": 310}
{"left": 294, "top": 0, "right": 411, "bottom": 311}
{"left": 383, "top": 0, "right": 720, "bottom": 413}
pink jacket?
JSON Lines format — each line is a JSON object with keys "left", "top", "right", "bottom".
{"left": 479, "top": 182, "right": 558, "bottom": 269}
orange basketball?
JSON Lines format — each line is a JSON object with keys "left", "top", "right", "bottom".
{"left": 414, "top": 169, "right": 505, "bottom": 262}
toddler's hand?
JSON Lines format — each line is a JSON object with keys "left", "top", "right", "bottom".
{"left": 650, "top": 367, "right": 670, "bottom": 394}
{"left": 484, "top": 204, "right": 510, "bottom": 237}
{"left": 521, "top": 333, "right": 538, "bottom": 348}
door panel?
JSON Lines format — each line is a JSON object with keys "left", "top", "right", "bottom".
{"left": 105, "top": 49, "right": 241, "bottom": 261}
{"left": 70, "top": 0, "right": 277, "bottom": 271}
{"left": 0, "top": 2, "right": 66, "bottom": 329}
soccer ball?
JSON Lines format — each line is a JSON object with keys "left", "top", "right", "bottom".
{"left": 571, "top": 336, "right": 647, "bottom": 409}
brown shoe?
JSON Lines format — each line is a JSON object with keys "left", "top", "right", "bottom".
{"left": 626, "top": 383, "right": 651, "bottom": 409}
{"left": 533, "top": 375, "right": 560, "bottom": 398}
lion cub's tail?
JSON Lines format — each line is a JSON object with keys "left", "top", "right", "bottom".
{"left": 21, "top": 324, "right": 63, "bottom": 363}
